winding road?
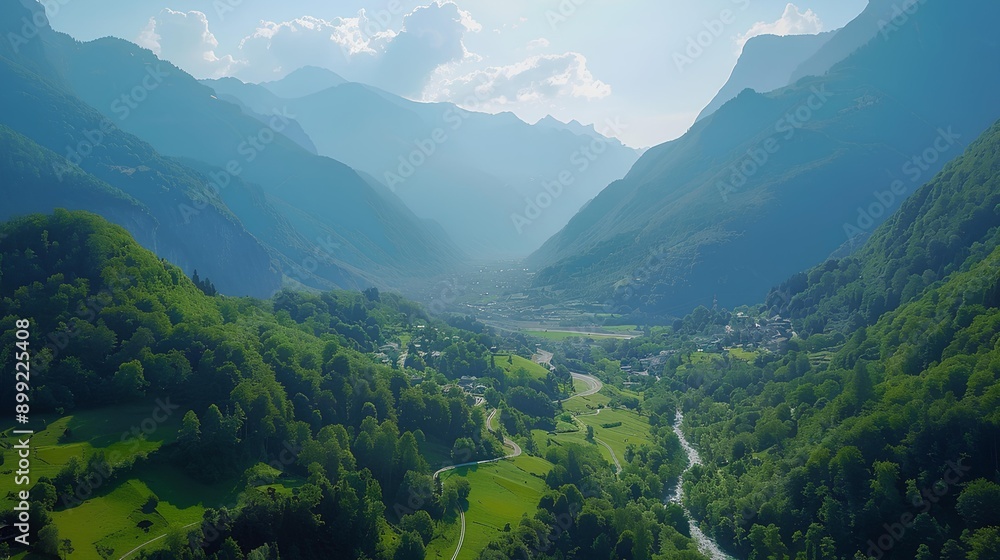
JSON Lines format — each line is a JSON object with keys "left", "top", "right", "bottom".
{"left": 562, "top": 372, "right": 603, "bottom": 401}
{"left": 439, "top": 370, "right": 603, "bottom": 560}
{"left": 450, "top": 509, "right": 466, "bottom": 560}
{"left": 565, "top": 393, "right": 622, "bottom": 476}
{"left": 434, "top": 407, "right": 521, "bottom": 560}
{"left": 594, "top": 437, "right": 622, "bottom": 475}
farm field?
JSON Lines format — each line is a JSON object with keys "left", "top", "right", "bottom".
{"left": 426, "top": 455, "right": 552, "bottom": 560}
{"left": 524, "top": 330, "right": 631, "bottom": 341}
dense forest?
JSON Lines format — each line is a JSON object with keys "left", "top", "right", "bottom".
{"left": 560, "top": 119, "right": 1000, "bottom": 559}
{"left": 0, "top": 210, "right": 710, "bottom": 559}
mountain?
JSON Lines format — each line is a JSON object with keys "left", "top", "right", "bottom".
{"left": 0, "top": 125, "right": 157, "bottom": 239}
{"left": 788, "top": 0, "right": 903, "bottom": 82}
{"left": 527, "top": 0, "right": 1000, "bottom": 318}
{"left": 677, "top": 117, "right": 1000, "bottom": 560}
{"left": 260, "top": 65, "right": 348, "bottom": 98}
{"left": 0, "top": 1, "right": 464, "bottom": 298}
{"left": 699, "top": 0, "right": 925, "bottom": 123}
{"left": 0, "top": 7, "right": 282, "bottom": 297}
{"left": 697, "top": 32, "right": 835, "bottom": 122}
{"left": 61, "top": 39, "right": 460, "bottom": 286}
{"left": 767, "top": 117, "right": 1000, "bottom": 335}
{"left": 202, "top": 75, "right": 641, "bottom": 257}
{"left": 534, "top": 115, "right": 615, "bottom": 142}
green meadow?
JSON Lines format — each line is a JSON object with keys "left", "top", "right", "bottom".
{"left": 427, "top": 455, "right": 552, "bottom": 560}
{"left": 496, "top": 354, "right": 550, "bottom": 380}
{"left": 0, "top": 404, "right": 296, "bottom": 559}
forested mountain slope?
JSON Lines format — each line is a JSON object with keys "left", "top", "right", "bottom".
{"left": 529, "top": 0, "right": 1000, "bottom": 317}
{"left": 767, "top": 118, "right": 1000, "bottom": 335}
{"left": 663, "top": 117, "right": 1000, "bottom": 560}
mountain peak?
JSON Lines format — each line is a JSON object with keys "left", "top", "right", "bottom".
{"left": 260, "top": 66, "right": 348, "bottom": 99}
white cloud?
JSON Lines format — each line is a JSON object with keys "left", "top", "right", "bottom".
{"left": 424, "top": 52, "right": 611, "bottom": 110}
{"left": 236, "top": 1, "right": 480, "bottom": 96}
{"left": 136, "top": 9, "right": 243, "bottom": 78}
{"left": 526, "top": 38, "right": 550, "bottom": 50}
{"left": 736, "top": 3, "right": 824, "bottom": 50}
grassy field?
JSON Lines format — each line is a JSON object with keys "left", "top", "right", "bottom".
{"left": 524, "top": 330, "right": 628, "bottom": 341}
{"left": 423, "top": 512, "right": 462, "bottom": 560}
{"left": 496, "top": 354, "right": 550, "bottom": 380}
{"left": 602, "top": 325, "right": 640, "bottom": 334}
{"left": 0, "top": 404, "right": 262, "bottom": 560}
{"left": 0, "top": 404, "right": 182, "bottom": 508}
{"left": 427, "top": 455, "right": 552, "bottom": 560}
{"left": 728, "top": 347, "right": 760, "bottom": 362}
{"left": 687, "top": 352, "right": 724, "bottom": 365}
{"left": 561, "top": 386, "right": 612, "bottom": 415}
{"left": 533, "top": 405, "right": 654, "bottom": 474}
{"left": 575, "top": 408, "right": 654, "bottom": 461}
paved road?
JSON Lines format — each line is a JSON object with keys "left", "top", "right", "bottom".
{"left": 441, "top": 371, "right": 596, "bottom": 558}
{"left": 436, "top": 409, "right": 520, "bottom": 560}
{"left": 561, "top": 373, "right": 602, "bottom": 402}
{"left": 486, "top": 408, "right": 499, "bottom": 432}
{"left": 532, "top": 329, "right": 636, "bottom": 340}
{"left": 595, "top": 437, "right": 622, "bottom": 474}
{"left": 569, "top": 408, "right": 622, "bottom": 476}
{"left": 433, "top": 411, "right": 522, "bottom": 482}
{"left": 450, "top": 508, "right": 466, "bottom": 560}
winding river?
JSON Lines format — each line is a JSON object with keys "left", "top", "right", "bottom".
{"left": 668, "top": 410, "right": 737, "bottom": 560}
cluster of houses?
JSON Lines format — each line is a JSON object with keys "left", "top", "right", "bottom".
{"left": 725, "top": 314, "right": 795, "bottom": 352}
{"left": 445, "top": 376, "right": 487, "bottom": 396}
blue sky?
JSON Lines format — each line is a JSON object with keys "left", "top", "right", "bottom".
{"left": 42, "top": 0, "right": 867, "bottom": 147}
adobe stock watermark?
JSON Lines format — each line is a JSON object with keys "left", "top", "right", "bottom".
{"left": 674, "top": 0, "right": 752, "bottom": 72}
{"left": 511, "top": 118, "right": 628, "bottom": 235}
{"left": 878, "top": 0, "right": 929, "bottom": 41}
{"left": 111, "top": 65, "right": 170, "bottom": 121}
{"left": 842, "top": 127, "right": 961, "bottom": 243}
{"left": 717, "top": 84, "right": 831, "bottom": 202}
{"left": 283, "top": 233, "right": 343, "bottom": 288}
{"left": 863, "top": 458, "right": 971, "bottom": 559}
{"left": 212, "top": 0, "right": 246, "bottom": 21}
{"left": 383, "top": 74, "right": 498, "bottom": 191}
{"left": 546, "top": 0, "right": 590, "bottom": 30}
{"left": 426, "top": 278, "right": 464, "bottom": 316}
{"left": 51, "top": 66, "right": 169, "bottom": 182}
{"left": 6, "top": 0, "right": 73, "bottom": 54}
{"left": 59, "top": 398, "right": 181, "bottom": 508}
{"left": 180, "top": 108, "right": 296, "bottom": 223}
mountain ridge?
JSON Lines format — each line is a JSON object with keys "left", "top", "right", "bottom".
{"left": 528, "top": 0, "right": 1000, "bottom": 318}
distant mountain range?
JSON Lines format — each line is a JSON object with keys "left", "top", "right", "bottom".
{"left": 528, "top": 0, "right": 1000, "bottom": 317}
{"left": 202, "top": 68, "right": 640, "bottom": 257}
{"left": 0, "top": 0, "right": 461, "bottom": 297}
